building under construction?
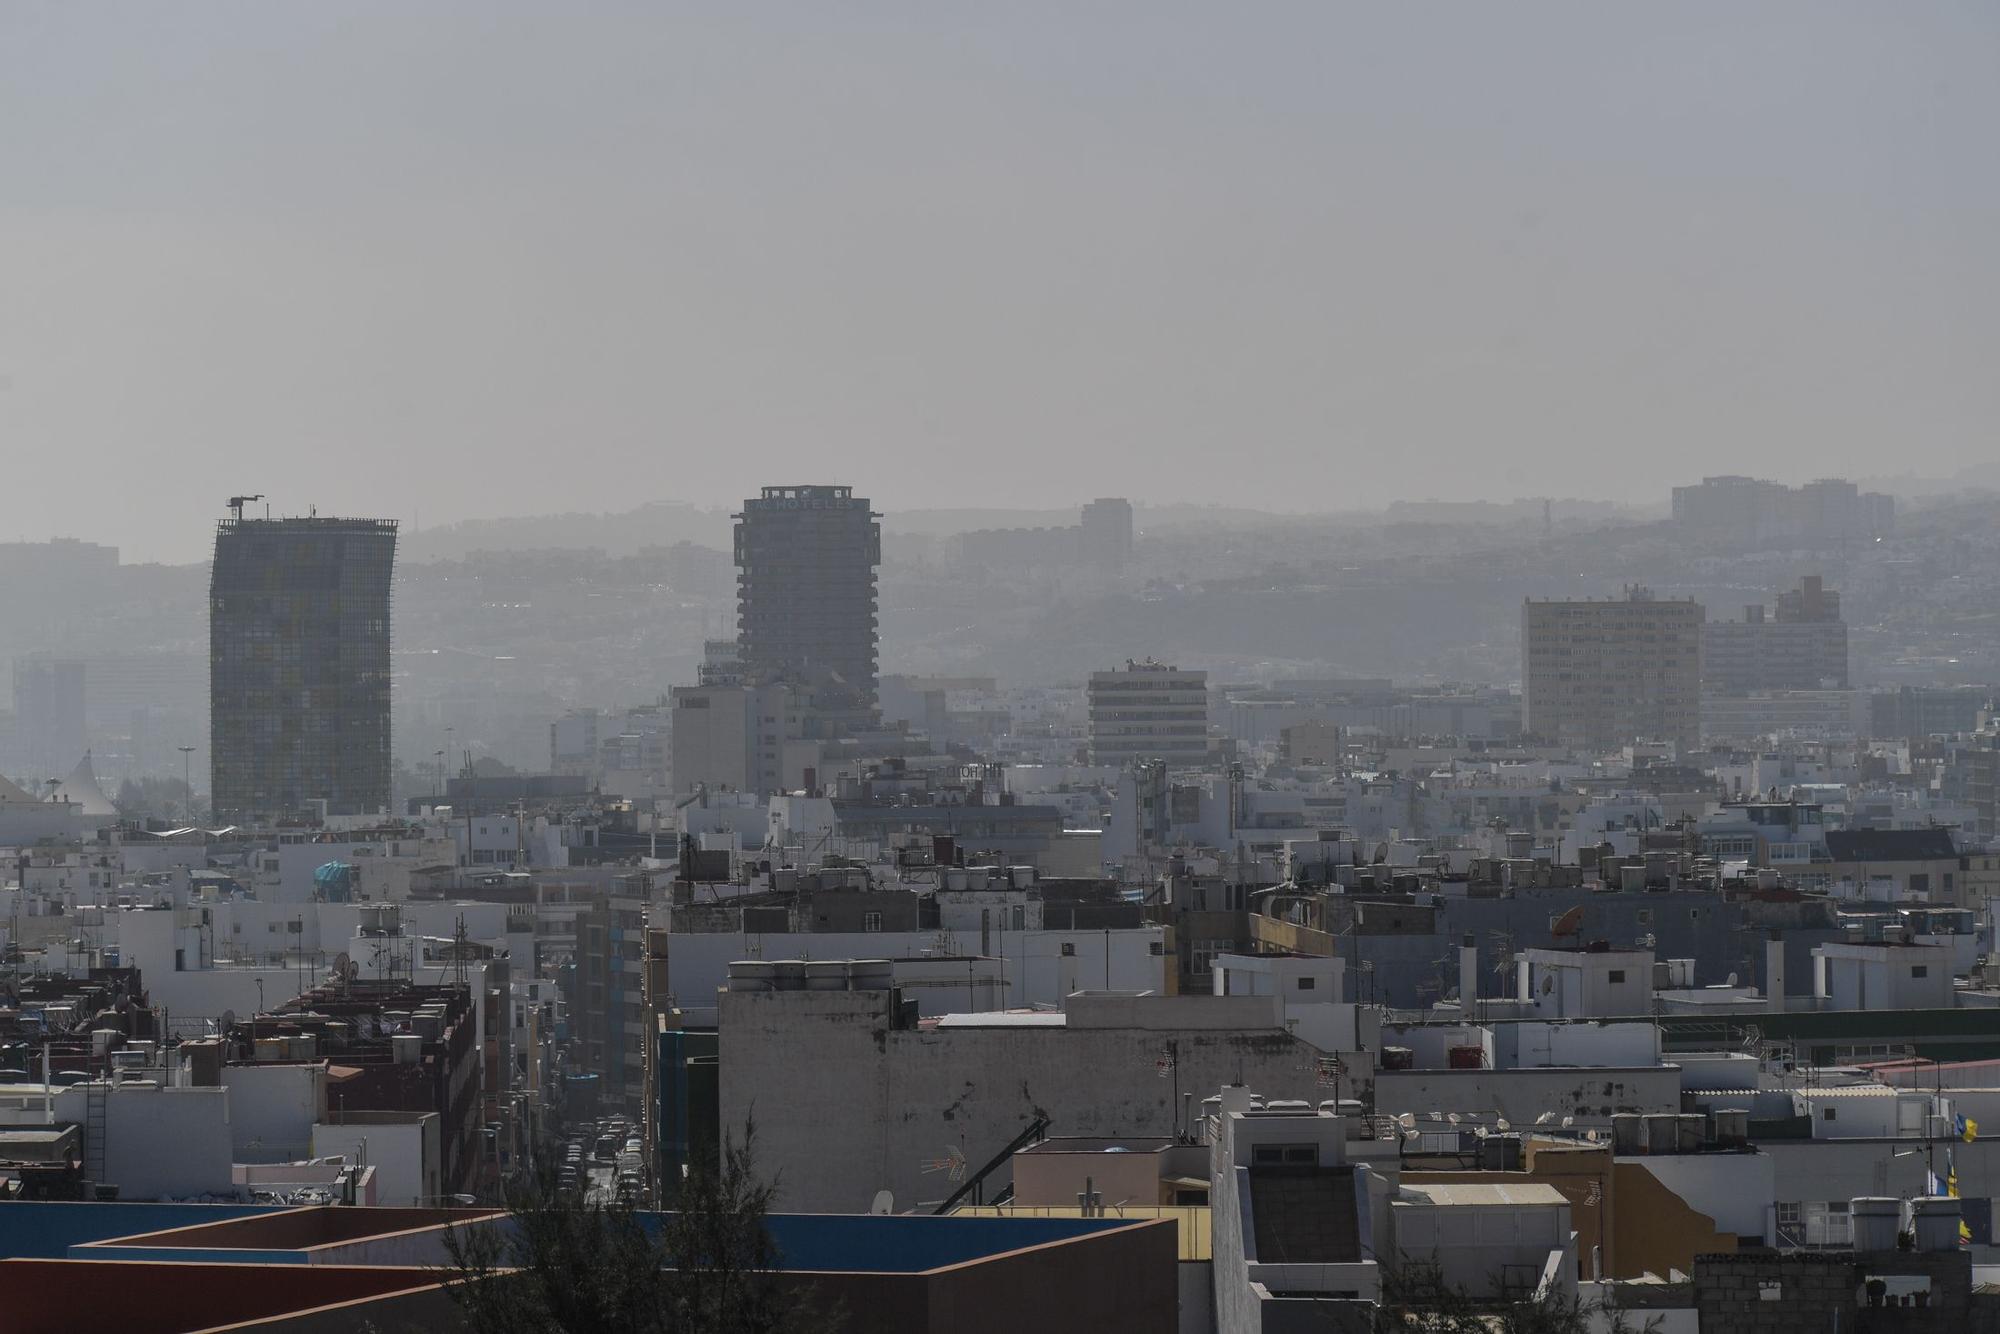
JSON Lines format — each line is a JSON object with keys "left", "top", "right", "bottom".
{"left": 209, "top": 509, "right": 397, "bottom": 820}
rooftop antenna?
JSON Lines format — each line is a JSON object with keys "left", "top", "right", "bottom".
{"left": 227, "top": 495, "right": 264, "bottom": 523}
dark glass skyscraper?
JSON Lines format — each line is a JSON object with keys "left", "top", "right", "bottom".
{"left": 209, "top": 514, "right": 397, "bottom": 820}
{"left": 733, "top": 486, "right": 880, "bottom": 722}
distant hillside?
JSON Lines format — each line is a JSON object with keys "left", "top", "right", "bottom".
{"left": 400, "top": 502, "right": 736, "bottom": 561}
{"left": 397, "top": 494, "right": 1653, "bottom": 561}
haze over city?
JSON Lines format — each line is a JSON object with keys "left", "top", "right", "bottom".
{"left": 3, "top": 8, "right": 2000, "bottom": 1334}
{"left": 6, "top": 2, "right": 1999, "bottom": 562}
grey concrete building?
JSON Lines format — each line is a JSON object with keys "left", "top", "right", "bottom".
{"left": 1703, "top": 575, "right": 1848, "bottom": 695}
{"left": 733, "top": 485, "right": 881, "bottom": 724}
{"left": 1522, "top": 587, "right": 1704, "bottom": 752}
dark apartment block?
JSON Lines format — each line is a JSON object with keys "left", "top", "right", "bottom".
{"left": 733, "top": 485, "right": 881, "bottom": 714}
{"left": 210, "top": 515, "right": 397, "bottom": 820}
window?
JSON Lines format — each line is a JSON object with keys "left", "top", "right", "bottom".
{"left": 1636, "top": 909, "right": 1653, "bottom": 926}
{"left": 1149, "top": 941, "right": 1165, "bottom": 956}
{"left": 1911, "top": 965, "right": 1927, "bottom": 979}
{"left": 1297, "top": 976, "right": 1316, "bottom": 990}
{"left": 1823, "top": 1107, "right": 1837, "bottom": 1121}
{"left": 863, "top": 912, "right": 882, "bottom": 933}
{"left": 1607, "top": 970, "right": 1626, "bottom": 984}
{"left": 1060, "top": 942, "right": 1076, "bottom": 957}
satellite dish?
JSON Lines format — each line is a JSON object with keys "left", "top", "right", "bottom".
{"left": 870, "top": 1190, "right": 894, "bottom": 1215}
{"left": 1561, "top": 1115, "right": 1574, "bottom": 1129}
{"left": 1535, "top": 1112, "right": 1555, "bottom": 1126}
{"left": 1725, "top": 972, "right": 1738, "bottom": 988}
{"left": 220, "top": 1009, "right": 236, "bottom": 1032}
{"left": 1549, "top": 906, "right": 1585, "bottom": 938}
{"left": 1396, "top": 1112, "right": 1417, "bottom": 1131}
{"left": 1474, "top": 1126, "right": 1489, "bottom": 1140}
{"left": 1447, "top": 1112, "right": 1462, "bottom": 1126}
{"left": 1495, "top": 1118, "right": 1511, "bottom": 1132}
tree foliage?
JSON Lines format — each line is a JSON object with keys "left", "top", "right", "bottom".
{"left": 1376, "top": 1258, "right": 1663, "bottom": 1334}
{"left": 439, "top": 1120, "right": 823, "bottom": 1334}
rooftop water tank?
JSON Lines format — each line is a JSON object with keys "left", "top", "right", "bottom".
{"left": 727, "top": 961, "right": 776, "bottom": 992}
{"left": 847, "top": 960, "right": 894, "bottom": 992}
{"left": 804, "top": 961, "right": 849, "bottom": 992}
{"left": 1910, "top": 1197, "right": 1962, "bottom": 1253}
{"left": 1850, "top": 1198, "right": 1900, "bottom": 1251}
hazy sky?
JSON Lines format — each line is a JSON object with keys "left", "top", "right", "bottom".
{"left": 5, "top": 3, "right": 1996, "bottom": 563}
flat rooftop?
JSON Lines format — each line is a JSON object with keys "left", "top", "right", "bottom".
{"left": 1397, "top": 1182, "right": 1568, "bottom": 1208}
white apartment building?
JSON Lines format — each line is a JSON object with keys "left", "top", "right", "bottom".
{"left": 1087, "top": 660, "right": 1209, "bottom": 765}
{"left": 1521, "top": 588, "right": 1703, "bottom": 753}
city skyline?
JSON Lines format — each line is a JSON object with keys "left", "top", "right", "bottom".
{"left": 7, "top": 3, "right": 1999, "bottom": 562}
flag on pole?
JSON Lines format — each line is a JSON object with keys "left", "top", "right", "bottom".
{"left": 1948, "top": 1148, "right": 1972, "bottom": 1245}
{"left": 1956, "top": 1114, "right": 1978, "bottom": 1143}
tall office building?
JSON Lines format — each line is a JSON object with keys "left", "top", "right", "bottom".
{"left": 733, "top": 485, "right": 881, "bottom": 725}
{"left": 210, "top": 513, "right": 397, "bottom": 820}
{"left": 1088, "top": 660, "right": 1210, "bottom": 765}
{"left": 1522, "top": 587, "right": 1703, "bottom": 753}
{"left": 1078, "top": 497, "right": 1134, "bottom": 569}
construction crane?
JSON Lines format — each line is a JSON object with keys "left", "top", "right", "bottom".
{"left": 227, "top": 494, "right": 264, "bottom": 522}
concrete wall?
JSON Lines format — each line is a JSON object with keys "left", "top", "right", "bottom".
{"left": 226, "top": 1062, "right": 325, "bottom": 1162}
{"left": 136, "top": 962, "right": 320, "bottom": 1028}
{"left": 1624, "top": 1151, "right": 1773, "bottom": 1242}
{"left": 665, "top": 926, "right": 1169, "bottom": 1017}
{"left": 1494, "top": 1021, "right": 1661, "bottom": 1072}
{"left": 718, "top": 989, "right": 1322, "bottom": 1213}
{"left": 1372, "top": 1067, "right": 1682, "bottom": 1127}
{"left": 1342, "top": 890, "right": 1839, "bottom": 1009}
{"left": 1014, "top": 1146, "right": 1165, "bottom": 1208}
{"left": 1758, "top": 1137, "right": 2000, "bottom": 1218}
{"left": 311, "top": 1118, "right": 438, "bottom": 1208}
{"left": 52, "top": 1084, "right": 236, "bottom": 1200}
{"left": 1391, "top": 1198, "right": 1569, "bottom": 1297}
